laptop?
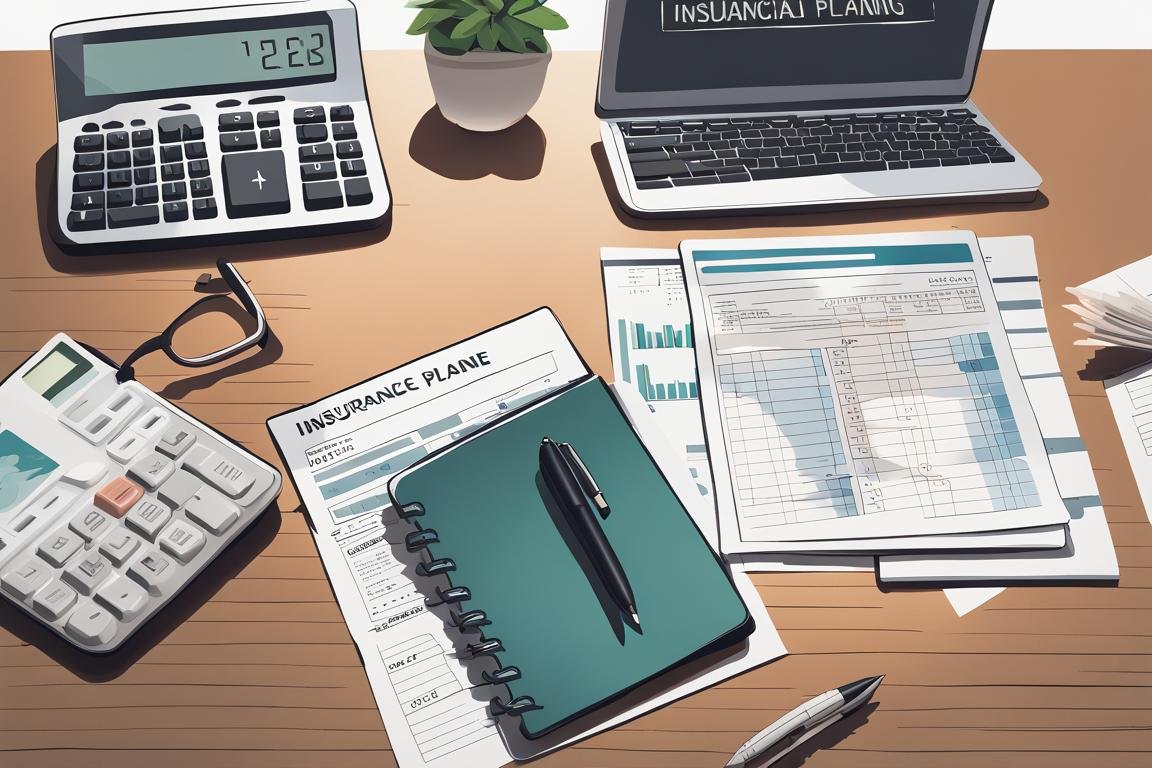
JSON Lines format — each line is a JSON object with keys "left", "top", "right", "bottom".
{"left": 596, "top": 0, "right": 1041, "bottom": 217}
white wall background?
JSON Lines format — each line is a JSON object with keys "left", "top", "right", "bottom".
{"left": 5, "top": 0, "right": 1150, "bottom": 50}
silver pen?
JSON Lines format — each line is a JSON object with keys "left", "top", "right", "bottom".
{"left": 724, "top": 675, "right": 884, "bottom": 768}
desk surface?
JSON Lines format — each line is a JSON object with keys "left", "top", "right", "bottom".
{"left": 2, "top": 50, "right": 1151, "bottom": 768}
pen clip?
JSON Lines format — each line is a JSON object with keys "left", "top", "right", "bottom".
{"left": 559, "top": 442, "right": 610, "bottom": 519}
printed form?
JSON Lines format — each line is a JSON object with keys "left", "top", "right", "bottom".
{"left": 682, "top": 232, "right": 1070, "bottom": 552}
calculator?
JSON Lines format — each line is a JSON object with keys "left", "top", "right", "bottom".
{"left": 0, "top": 335, "right": 282, "bottom": 652}
{"left": 50, "top": 0, "right": 391, "bottom": 250}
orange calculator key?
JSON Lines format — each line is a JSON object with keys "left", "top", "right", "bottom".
{"left": 94, "top": 477, "right": 144, "bottom": 518}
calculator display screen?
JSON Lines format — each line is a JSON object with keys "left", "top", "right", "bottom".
{"left": 0, "top": 430, "right": 59, "bottom": 516}
{"left": 82, "top": 24, "right": 336, "bottom": 96}
{"left": 23, "top": 343, "right": 94, "bottom": 403}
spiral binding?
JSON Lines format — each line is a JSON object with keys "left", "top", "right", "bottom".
{"left": 399, "top": 502, "right": 540, "bottom": 719}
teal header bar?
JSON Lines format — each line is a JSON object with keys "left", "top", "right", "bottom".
{"left": 696, "top": 243, "right": 974, "bottom": 273}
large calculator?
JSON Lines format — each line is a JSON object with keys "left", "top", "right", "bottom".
{"left": 0, "top": 335, "right": 282, "bottom": 652}
{"left": 50, "top": 0, "right": 391, "bottom": 250}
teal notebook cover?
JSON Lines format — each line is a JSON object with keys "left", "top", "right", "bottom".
{"left": 388, "top": 377, "right": 753, "bottom": 739}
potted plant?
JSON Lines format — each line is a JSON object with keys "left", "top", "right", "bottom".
{"left": 406, "top": 0, "right": 568, "bottom": 132}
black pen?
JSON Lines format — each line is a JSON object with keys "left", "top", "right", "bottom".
{"left": 539, "top": 437, "right": 639, "bottom": 626}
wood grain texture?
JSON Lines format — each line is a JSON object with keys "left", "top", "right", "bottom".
{"left": 1, "top": 50, "right": 1151, "bottom": 768}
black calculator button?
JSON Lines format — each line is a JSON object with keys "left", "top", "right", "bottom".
{"left": 222, "top": 150, "right": 290, "bottom": 218}
{"left": 107, "top": 151, "right": 131, "bottom": 169}
{"left": 161, "top": 163, "right": 185, "bottom": 181}
{"left": 102, "top": 120, "right": 124, "bottom": 130}
{"left": 161, "top": 145, "right": 183, "bottom": 163}
{"left": 107, "top": 170, "right": 132, "bottom": 187}
{"left": 162, "top": 181, "right": 187, "bottom": 201}
{"left": 158, "top": 115, "right": 203, "bottom": 142}
{"left": 190, "top": 178, "right": 213, "bottom": 198}
{"left": 293, "top": 106, "right": 325, "bottom": 124}
{"left": 107, "top": 189, "right": 133, "bottom": 208}
{"left": 74, "top": 153, "right": 103, "bottom": 172}
{"left": 135, "top": 185, "right": 159, "bottom": 205}
{"left": 219, "top": 111, "right": 254, "bottom": 132}
{"left": 188, "top": 160, "right": 211, "bottom": 178}
{"left": 257, "top": 110, "right": 279, "bottom": 127}
{"left": 163, "top": 201, "right": 189, "bottom": 222}
{"left": 300, "top": 161, "right": 337, "bottom": 182}
{"left": 74, "top": 134, "right": 103, "bottom": 152}
{"left": 108, "top": 205, "right": 159, "bottom": 228}
{"left": 67, "top": 209, "right": 105, "bottom": 231}
{"left": 340, "top": 159, "right": 367, "bottom": 177}
{"left": 299, "top": 142, "right": 333, "bottom": 162}
{"left": 344, "top": 177, "right": 373, "bottom": 207}
{"left": 131, "top": 118, "right": 146, "bottom": 127}
{"left": 73, "top": 172, "right": 103, "bottom": 191}
{"left": 193, "top": 198, "right": 218, "bottom": 219}
{"left": 260, "top": 128, "right": 281, "bottom": 148}
{"left": 158, "top": 117, "right": 181, "bottom": 143}
{"left": 134, "top": 167, "right": 157, "bottom": 185}
{"left": 107, "top": 131, "right": 130, "bottom": 150}
{"left": 131, "top": 129, "right": 153, "bottom": 147}
{"left": 183, "top": 116, "right": 204, "bottom": 141}
{"left": 336, "top": 140, "right": 363, "bottom": 159}
{"left": 220, "top": 132, "right": 258, "bottom": 152}
{"left": 303, "top": 180, "right": 343, "bottom": 211}
{"left": 185, "top": 141, "right": 207, "bottom": 159}
{"left": 82, "top": 122, "right": 99, "bottom": 133}
{"left": 330, "top": 105, "right": 355, "bottom": 122}
{"left": 332, "top": 122, "right": 357, "bottom": 140}
{"left": 71, "top": 191, "right": 104, "bottom": 210}
{"left": 296, "top": 124, "right": 328, "bottom": 143}
{"left": 132, "top": 148, "right": 155, "bottom": 166}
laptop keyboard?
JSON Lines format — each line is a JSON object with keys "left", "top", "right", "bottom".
{"left": 620, "top": 109, "right": 1016, "bottom": 189}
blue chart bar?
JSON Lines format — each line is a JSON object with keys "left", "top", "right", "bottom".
{"left": 630, "top": 320, "right": 694, "bottom": 350}
{"left": 635, "top": 364, "right": 699, "bottom": 402}
{"left": 618, "top": 319, "right": 631, "bottom": 383}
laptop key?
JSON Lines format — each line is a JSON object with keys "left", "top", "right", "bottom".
{"left": 624, "top": 135, "right": 681, "bottom": 151}
{"left": 637, "top": 180, "right": 673, "bottom": 190}
{"left": 631, "top": 160, "right": 691, "bottom": 179}
{"left": 672, "top": 176, "right": 719, "bottom": 186}
{"left": 627, "top": 150, "right": 670, "bottom": 164}
{"left": 627, "top": 123, "right": 658, "bottom": 135}
{"left": 910, "top": 158, "right": 942, "bottom": 168}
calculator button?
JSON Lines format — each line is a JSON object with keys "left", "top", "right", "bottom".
{"left": 82, "top": 122, "right": 99, "bottom": 132}
{"left": 161, "top": 163, "right": 185, "bottom": 181}
{"left": 94, "top": 476, "right": 144, "bottom": 518}
{"left": 37, "top": 528, "right": 84, "bottom": 567}
{"left": 128, "top": 453, "right": 175, "bottom": 490}
{"left": 107, "top": 170, "right": 132, "bottom": 187}
{"left": 69, "top": 507, "right": 112, "bottom": 541}
{"left": 345, "top": 178, "right": 374, "bottom": 207}
{"left": 158, "top": 114, "right": 202, "bottom": 142}
{"left": 64, "top": 601, "right": 117, "bottom": 646}
{"left": 107, "top": 131, "right": 130, "bottom": 149}
{"left": 190, "top": 178, "right": 213, "bottom": 198}
{"left": 221, "top": 132, "right": 258, "bottom": 152}
{"left": 159, "top": 520, "right": 207, "bottom": 563}
{"left": 336, "top": 140, "right": 362, "bottom": 159}
{"left": 188, "top": 159, "right": 211, "bottom": 178}
{"left": 301, "top": 162, "right": 337, "bottom": 182}
{"left": 303, "top": 181, "right": 343, "bottom": 211}
{"left": 296, "top": 124, "right": 328, "bottom": 143}
{"left": 161, "top": 145, "right": 183, "bottom": 163}
{"left": 257, "top": 110, "right": 280, "bottom": 127}
{"left": 98, "top": 529, "right": 141, "bottom": 566}
{"left": 330, "top": 104, "right": 355, "bottom": 122}
{"left": 294, "top": 106, "right": 325, "bottom": 124}
{"left": 183, "top": 116, "right": 204, "bottom": 141}
{"left": 70, "top": 192, "right": 104, "bottom": 210}
{"left": 332, "top": 122, "right": 357, "bottom": 140}
{"left": 108, "top": 205, "right": 160, "bottom": 228}
{"left": 63, "top": 461, "right": 109, "bottom": 489}
{"left": 107, "top": 430, "right": 147, "bottom": 463}
{"left": 66, "top": 210, "right": 106, "bottom": 231}
{"left": 259, "top": 128, "right": 281, "bottom": 148}
{"left": 127, "top": 551, "right": 176, "bottom": 596}
{"left": 95, "top": 575, "right": 148, "bottom": 621}
{"left": 131, "top": 128, "right": 153, "bottom": 147}
{"left": 135, "top": 185, "right": 159, "bottom": 205}
{"left": 220, "top": 111, "right": 254, "bottom": 131}
{"left": 107, "top": 150, "right": 131, "bottom": 169}
{"left": 193, "top": 198, "right": 218, "bottom": 220}
{"left": 162, "top": 181, "right": 187, "bottom": 201}
{"left": 185, "top": 491, "right": 240, "bottom": 535}
{"left": 73, "top": 172, "right": 103, "bottom": 191}
{"left": 185, "top": 141, "right": 208, "bottom": 159}
{"left": 340, "top": 159, "right": 367, "bottom": 177}
{"left": 32, "top": 579, "right": 78, "bottom": 621}
{"left": 222, "top": 151, "right": 290, "bottom": 218}
{"left": 157, "top": 425, "right": 196, "bottom": 458}
{"left": 132, "top": 148, "right": 155, "bottom": 166}
{"left": 134, "top": 167, "right": 157, "bottom": 185}
{"left": 163, "top": 201, "right": 189, "bottom": 222}
{"left": 107, "top": 189, "right": 133, "bottom": 208}
{"left": 125, "top": 498, "right": 173, "bottom": 540}
{"left": 158, "top": 470, "right": 202, "bottom": 507}
{"left": 63, "top": 550, "right": 113, "bottom": 595}
{"left": 299, "top": 143, "right": 334, "bottom": 162}
{"left": 74, "top": 153, "right": 103, "bottom": 172}
{"left": 1, "top": 558, "right": 52, "bottom": 601}
{"left": 74, "top": 134, "right": 103, "bottom": 152}
{"left": 183, "top": 444, "right": 255, "bottom": 498}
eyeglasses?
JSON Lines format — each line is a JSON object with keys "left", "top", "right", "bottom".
{"left": 116, "top": 259, "right": 269, "bottom": 383}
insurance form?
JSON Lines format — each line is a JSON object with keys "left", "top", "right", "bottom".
{"left": 682, "top": 232, "right": 1070, "bottom": 553}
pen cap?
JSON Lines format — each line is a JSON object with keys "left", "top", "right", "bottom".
{"left": 539, "top": 438, "right": 588, "bottom": 508}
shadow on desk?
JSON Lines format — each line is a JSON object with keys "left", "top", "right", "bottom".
{"left": 590, "top": 142, "right": 1049, "bottom": 230}
{"left": 772, "top": 702, "right": 879, "bottom": 768}
{"left": 35, "top": 148, "right": 391, "bottom": 274}
{"left": 0, "top": 500, "right": 282, "bottom": 681}
{"left": 1079, "top": 347, "right": 1152, "bottom": 381}
{"left": 409, "top": 106, "right": 545, "bottom": 181}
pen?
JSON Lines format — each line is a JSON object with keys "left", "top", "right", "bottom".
{"left": 724, "top": 675, "right": 884, "bottom": 768}
{"left": 539, "top": 437, "right": 638, "bottom": 626}
{"left": 558, "top": 441, "right": 610, "bottom": 515}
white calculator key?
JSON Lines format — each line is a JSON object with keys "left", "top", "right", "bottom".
{"left": 156, "top": 423, "right": 196, "bottom": 459}
{"left": 185, "top": 491, "right": 240, "bottom": 535}
{"left": 63, "top": 550, "right": 114, "bottom": 596}
{"left": 158, "top": 520, "right": 206, "bottom": 563}
{"left": 61, "top": 461, "right": 108, "bottom": 488}
{"left": 128, "top": 452, "right": 175, "bottom": 490}
{"left": 1, "top": 558, "right": 52, "bottom": 601}
{"left": 32, "top": 579, "right": 78, "bottom": 621}
{"left": 95, "top": 575, "right": 149, "bottom": 621}
{"left": 130, "top": 408, "right": 170, "bottom": 439}
{"left": 24, "top": 484, "right": 81, "bottom": 520}
{"left": 106, "top": 429, "right": 147, "bottom": 464}
{"left": 37, "top": 527, "right": 84, "bottom": 567}
{"left": 127, "top": 551, "right": 178, "bottom": 596}
{"left": 98, "top": 528, "right": 141, "bottom": 566}
{"left": 64, "top": 600, "right": 118, "bottom": 646}
{"left": 69, "top": 507, "right": 113, "bottom": 542}
{"left": 158, "top": 469, "right": 202, "bottom": 508}
{"left": 124, "top": 498, "right": 173, "bottom": 541}
{"left": 184, "top": 445, "right": 254, "bottom": 499}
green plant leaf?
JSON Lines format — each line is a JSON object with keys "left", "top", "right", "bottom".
{"left": 513, "top": 5, "right": 568, "bottom": 30}
{"left": 476, "top": 19, "right": 500, "bottom": 50}
{"left": 494, "top": 18, "right": 528, "bottom": 52}
{"left": 524, "top": 30, "right": 549, "bottom": 53}
{"left": 451, "top": 8, "right": 491, "bottom": 38}
{"left": 430, "top": 24, "right": 474, "bottom": 54}
{"left": 481, "top": 0, "right": 504, "bottom": 12}
{"left": 406, "top": 6, "right": 456, "bottom": 35}
{"left": 507, "top": 0, "right": 536, "bottom": 13}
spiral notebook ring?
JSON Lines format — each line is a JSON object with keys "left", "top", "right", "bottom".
{"left": 416, "top": 558, "right": 456, "bottom": 577}
{"left": 425, "top": 585, "right": 471, "bottom": 607}
{"left": 399, "top": 502, "right": 426, "bottom": 520}
{"left": 482, "top": 665, "right": 521, "bottom": 685}
{"left": 490, "top": 695, "right": 542, "bottom": 717}
{"left": 405, "top": 529, "right": 439, "bottom": 552}
{"left": 465, "top": 638, "right": 504, "bottom": 659}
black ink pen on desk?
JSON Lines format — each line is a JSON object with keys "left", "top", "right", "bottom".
{"left": 539, "top": 437, "right": 638, "bottom": 626}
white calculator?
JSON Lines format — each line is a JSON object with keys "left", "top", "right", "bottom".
{"left": 0, "top": 335, "right": 282, "bottom": 652}
{"left": 50, "top": 0, "right": 391, "bottom": 250}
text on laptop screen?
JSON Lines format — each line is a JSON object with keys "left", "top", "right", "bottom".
{"left": 615, "top": 0, "right": 983, "bottom": 94}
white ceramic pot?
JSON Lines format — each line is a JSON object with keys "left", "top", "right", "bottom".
{"left": 424, "top": 38, "right": 552, "bottom": 133}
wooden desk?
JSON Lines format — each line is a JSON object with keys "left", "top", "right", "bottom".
{"left": 2, "top": 51, "right": 1151, "bottom": 768}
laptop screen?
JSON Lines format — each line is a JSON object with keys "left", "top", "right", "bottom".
{"left": 598, "top": 0, "right": 994, "bottom": 114}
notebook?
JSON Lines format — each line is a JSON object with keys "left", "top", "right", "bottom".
{"left": 387, "top": 375, "right": 754, "bottom": 739}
